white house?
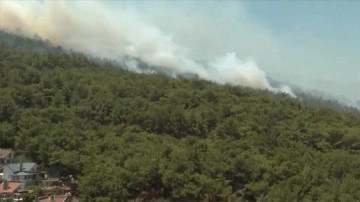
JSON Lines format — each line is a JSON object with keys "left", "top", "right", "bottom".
{"left": 3, "top": 162, "right": 41, "bottom": 188}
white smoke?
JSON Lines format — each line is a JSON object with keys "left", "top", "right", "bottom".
{"left": 0, "top": 0, "right": 295, "bottom": 96}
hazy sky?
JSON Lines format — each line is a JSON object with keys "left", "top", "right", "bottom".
{"left": 1, "top": 0, "right": 359, "bottom": 104}
{"left": 242, "top": 1, "right": 360, "bottom": 97}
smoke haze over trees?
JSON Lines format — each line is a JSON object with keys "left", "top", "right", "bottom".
{"left": 2, "top": 0, "right": 359, "bottom": 108}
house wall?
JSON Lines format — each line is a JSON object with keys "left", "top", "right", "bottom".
{"left": 3, "top": 166, "right": 11, "bottom": 180}
{"left": 4, "top": 155, "right": 11, "bottom": 164}
{"left": 11, "top": 174, "right": 36, "bottom": 181}
{"left": 9, "top": 150, "right": 14, "bottom": 163}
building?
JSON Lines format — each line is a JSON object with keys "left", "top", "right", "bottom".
{"left": 3, "top": 162, "right": 42, "bottom": 187}
{"left": 0, "top": 180, "right": 22, "bottom": 197}
{"left": 0, "top": 148, "right": 14, "bottom": 166}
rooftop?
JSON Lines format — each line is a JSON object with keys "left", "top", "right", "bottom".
{"left": 0, "top": 181, "right": 22, "bottom": 193}
{"left": 0, "top": 148, "right": 12, "bottom": 160}
{"left": 4, "top": 162, "right": 36, "bottom": 173}
{"left": 13, "top": 171, "right": 37, "bottom": 176}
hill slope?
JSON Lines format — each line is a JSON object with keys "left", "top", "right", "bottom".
{"left": 1, "top": 33, "right": 360, "bottom": 201}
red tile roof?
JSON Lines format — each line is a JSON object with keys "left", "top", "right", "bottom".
{"left": 0, "top": 181, "right": 21, "bottom": 193}
{"left": 0, "top": 148, "right": 12, "bottom": 160}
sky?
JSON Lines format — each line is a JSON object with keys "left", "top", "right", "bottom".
{"left": 241, "top": 1, "right": 360, "bottom": 97}
{"left": 0, "top": 0, "right": 359, "bottom": 105}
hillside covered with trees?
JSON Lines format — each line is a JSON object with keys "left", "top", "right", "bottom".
{"left": 1, "top": 31, "right": 360, "bottom": 201}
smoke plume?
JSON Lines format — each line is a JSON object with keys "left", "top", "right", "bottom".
{"left": 0, "top": 0, "right": 295, "bottom": 96}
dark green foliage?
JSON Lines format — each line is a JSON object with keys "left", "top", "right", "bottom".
{"left": 1, "top": 31, "right": 360, "bottom": 201}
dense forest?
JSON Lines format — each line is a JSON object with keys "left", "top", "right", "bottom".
{"left": 1, "top": 31, "right": 360, "bottom": 201}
